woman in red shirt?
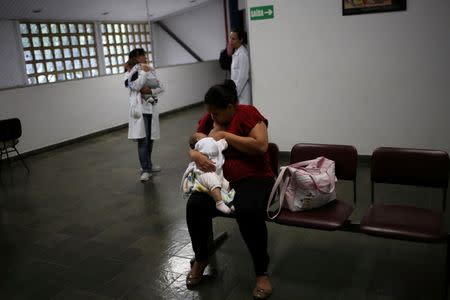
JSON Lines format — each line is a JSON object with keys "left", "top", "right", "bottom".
{"left": 186, "top": 80, "right": 274, "bottom": 299}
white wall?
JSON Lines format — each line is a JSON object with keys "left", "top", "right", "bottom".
{"left": 0, "top": 20, "right": 26, "bottom": 88}
{"left": 248, "top": 0, "right": 450, "bottom": 155}
{"left": 0, "top": 61, "right": 225, "bottom": 153}
{"left": 152, "top": 23, "right": 196, "bottom": 66}
{"left": 152, "top": 0, "right": 226, "bottom": 67}
{"left": 238, "top": 0, "right": 246, "bottom": 11}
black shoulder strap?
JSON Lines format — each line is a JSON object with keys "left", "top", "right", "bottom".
{"left": 129, "top": 71, "right": 139, "bottom": 82}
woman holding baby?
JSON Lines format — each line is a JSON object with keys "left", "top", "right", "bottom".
{"left": 125, "top": 48, "right": 164, "bottom": 182}
{"left": 185, "top": 80, "right": 274, "bottom": 299}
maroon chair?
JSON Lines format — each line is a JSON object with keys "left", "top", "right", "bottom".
{"left": 361, "top": 147, "right": 448, "bottom": 241}
{"left": 360, "top": 147, "right": 449, "bottom": 299}
{"left": 273, "top": 143, "right": 357, "bottom": 230}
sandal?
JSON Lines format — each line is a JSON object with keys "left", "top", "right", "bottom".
{"left": 186, "top": 260, "right": 208, "bottom": 288}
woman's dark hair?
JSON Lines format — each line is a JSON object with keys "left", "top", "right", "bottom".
{"left": 231, "top": 27, "right": 247, "bottom": 44}
{"left": 204, "top": 80, "right": 238, "bottom": 109}
{"left": 125, "top": 48, "right": 146, "bottom": 73}
{"left": 128, "top": 48, "right": 146, "bottom": 60}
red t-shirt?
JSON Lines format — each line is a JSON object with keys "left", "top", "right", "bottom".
{"left": 197, "top": 105, "right": 274, "bottom": 183}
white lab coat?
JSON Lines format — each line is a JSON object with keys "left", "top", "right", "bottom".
{"left": 126, "top": 66, "right": 163, "bottom": 140}
{"left": 231, "top": 45, "right": 252, "bottom": 105}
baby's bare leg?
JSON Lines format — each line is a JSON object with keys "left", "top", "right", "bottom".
{"left": 210, "top": 188, "right": 222, "bottom": 203}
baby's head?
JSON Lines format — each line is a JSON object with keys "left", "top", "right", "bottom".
{"left": 195, "top": 137, "right": 220, "bottom": 158}
{"left": 189, "top": 133, "right": 207, "bottom": 149}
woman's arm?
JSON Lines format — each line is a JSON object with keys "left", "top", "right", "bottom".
{"left": 128, "top": 65, "right": 151, "bottom": 94}
{"left": 209, "top": 121, "right": 268, "bottom": 155}
{"left": 188, "top": 148, "right": 216, "bottom": 172}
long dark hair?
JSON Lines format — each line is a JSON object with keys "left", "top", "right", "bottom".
{"left": 124, "top": 48, "right": 146, "bottom": 73}
{"left": 204, "top": 80, "right": 238, "bottom": 109}
{"left": 128, "top": 48, "right": 146, "bottom": 60}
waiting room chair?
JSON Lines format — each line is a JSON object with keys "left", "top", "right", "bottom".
{"left": 272, "top": 143, "right": 357, "bottom": 230}
{"left": 360, "top": 147, "right": 449, "bottom": 299}
{"left": 0, "top": 118, "right": 30, "bottom": 173}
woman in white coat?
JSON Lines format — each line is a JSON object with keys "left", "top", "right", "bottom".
{"left": 125, "top": 48, "right": 164, "bottom": 182}
{"left": 229, "top": 28, "right": 252, "bottom": 105}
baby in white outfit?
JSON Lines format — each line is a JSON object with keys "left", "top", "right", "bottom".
{"left": 125, "top": 61, "right": 164, "bottom": 103}
{"left": 182, "top": 134, "right": 235, "bottom": 214}
{"left": 139, "top": 66, "right": 163, "bottom": 103}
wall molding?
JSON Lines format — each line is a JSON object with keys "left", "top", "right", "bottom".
{"left": 1, "top": 102, "right": 203, "bottom": 162}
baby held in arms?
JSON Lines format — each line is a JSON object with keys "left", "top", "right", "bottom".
{"left": 182, "top": 124, "right": 235, "bottom": 214}
{"left": 125, "top": 60, "right": 163, "bottom": 103}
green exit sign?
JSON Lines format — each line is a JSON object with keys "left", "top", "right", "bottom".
{"left": 250, "top": 5, "right": 274, "bottom": 21}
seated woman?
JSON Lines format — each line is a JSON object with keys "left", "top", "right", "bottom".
{"left": 185, "top": 80, "right": 275, "bottom": 299}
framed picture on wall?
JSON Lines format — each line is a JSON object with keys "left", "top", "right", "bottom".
{"left": 343, "top": 0, "right": 406, "bottom": 15}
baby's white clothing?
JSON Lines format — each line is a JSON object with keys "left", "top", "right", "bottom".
{"left": 181, "top": 137, "right": 235, "bottom": 207}
{"left": 190, "top": 137, "right": 228, "bottom": 191}
{"left": 130, "top": 64, "right": 164, "bottom": 103}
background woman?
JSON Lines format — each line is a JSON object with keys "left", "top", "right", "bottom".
{"left": 125, "top": 48, "right": 163, "bottom": 182}
{"left": 229, "top": 28, "right": 252, "bottom": 105}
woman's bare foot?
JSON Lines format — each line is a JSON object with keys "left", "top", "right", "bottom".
{"left": 253, "top": 275, "right": 273, "bottom": 299}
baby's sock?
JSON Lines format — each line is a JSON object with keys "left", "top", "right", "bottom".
{"left": 216, "top": 200, "right": 232, "bottom": 214}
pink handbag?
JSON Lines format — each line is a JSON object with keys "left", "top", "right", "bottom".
{"left": 267, "top": 156, "right": 337, "bottom": 219}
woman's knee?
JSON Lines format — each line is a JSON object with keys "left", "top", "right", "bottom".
{"left": 137, "top": 138, "right": 148, "bottom": 147}
{"left": 186, "top": 192, "right": 213, "bottom": 212}
{"left": 234, "top": 208, "right": 265, "bottom": 224}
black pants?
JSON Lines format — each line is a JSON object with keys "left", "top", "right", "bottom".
{"left": 186, "top": 177, "right": 274, "bottom": 276}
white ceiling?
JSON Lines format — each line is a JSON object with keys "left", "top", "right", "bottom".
{"left": 0, "top": 0, "right": 214, "bottom": 22}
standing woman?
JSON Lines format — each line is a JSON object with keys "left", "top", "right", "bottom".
{"left": 125, "top": 48, "right": 163, "bottom": 182}
{"left": 186, "top": 80, "right": 274, "bottom": 299}
{"left": 229, "top": 28, "right": 252, "bottom": 105}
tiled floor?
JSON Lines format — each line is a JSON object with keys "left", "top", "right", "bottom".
{"left": 0, "top": 105, "right": 448, "bottom": 299}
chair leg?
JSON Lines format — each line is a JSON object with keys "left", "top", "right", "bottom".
{"left": 12, "top": 146, "right": 30, "bottom": 173}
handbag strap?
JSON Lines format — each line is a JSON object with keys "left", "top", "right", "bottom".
{"left": 267, "top": 166, "right": 291, "bottom": 220}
